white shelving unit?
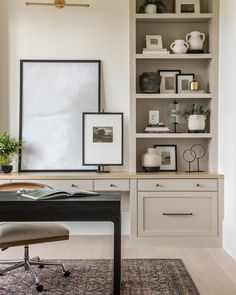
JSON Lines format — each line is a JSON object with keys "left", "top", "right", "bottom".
{"left": 130, "top": 0, "right": 219, "bottom": 173}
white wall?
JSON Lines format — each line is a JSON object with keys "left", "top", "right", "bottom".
{"left": 2, "top": 0, "right": 130, "bottom": 171}
{"left": 219, "top": 0, "right": 236, "bottom": 260}
{"left": 0, "top": 0, "right": 130, "bottom": 235}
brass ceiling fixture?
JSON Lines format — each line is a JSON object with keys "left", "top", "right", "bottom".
{"left": 26, "top": 0, "right": 90, "bottom": 9}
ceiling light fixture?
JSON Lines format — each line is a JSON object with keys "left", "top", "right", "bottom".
{"left": 26, "top": 0, "right": 90, "bottom": 9}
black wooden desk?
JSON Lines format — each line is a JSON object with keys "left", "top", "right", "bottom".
{"left": 0, "top": 192, "right": 121, "bottom": 295}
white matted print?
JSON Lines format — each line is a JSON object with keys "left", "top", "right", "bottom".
{"left": 158, "top": 70, "right": 181, "bottom": 94}
{"left": 83, "top": 113, "right": 123, "bottom": 166}
{"left": 146, "top": 35, "right": 163, "bottom": 49}
{"left": 19, "top": 60, "right": 100, "bottom": 172}
{"left": 176, "top": 0, "right": 200, "bottom": 14}
{"left": 177, "top": 74, "right": 195, "bottom": 93}
{"left": 154, "top": 145, "right": 177, "bottom": 171}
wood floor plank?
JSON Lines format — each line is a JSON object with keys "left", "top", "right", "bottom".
{"left": 0, "top": 235, "right": 236, "bottom": 295}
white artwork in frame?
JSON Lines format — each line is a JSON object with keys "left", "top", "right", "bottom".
{"left": 19, "top": 60, "right": 100, "bottom": 172}
{"left": 83, "top": 113, "right": 123, "bottom": 166}
{"left": 158, "top": 70, "right": 181, "bottom": 94}
{"left": 176, "top": 0, "right": 200, "bottom": 14}
{"left": 146, "top": 35, "right": 163, "bottom": 49}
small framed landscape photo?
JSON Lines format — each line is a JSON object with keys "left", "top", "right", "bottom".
{"left": 146, "top": 35, "right": 163, "bottom": 49}
{"left": 154, "top": 145, "right": 177, "bottom": 172}
{"left": 176, "top": 73, "right": 195, "bottom": 93}
{"left": 158, "top": 70, "right": 181, "bottom": 94}
{"left": 176, "top": 0, "right": 200, "bottom": 14}
{"left": 83, "top": 112, "right": 123, "bottom": 167}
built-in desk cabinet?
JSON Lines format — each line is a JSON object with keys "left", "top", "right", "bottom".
{"left": 0, "top": 173, "right": 224, "bottom": 247}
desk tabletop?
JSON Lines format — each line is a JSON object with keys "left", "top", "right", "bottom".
{"left": 0, "top": 191, "right": 121, "bottom": 202}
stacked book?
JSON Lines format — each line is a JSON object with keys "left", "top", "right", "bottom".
{"left": 145, "top": 123, "right": 170, "bottom": 133}
{"left": 142, "top": 48, "right": 170, "bottom": 55}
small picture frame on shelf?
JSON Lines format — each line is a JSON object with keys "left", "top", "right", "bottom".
{"left": 176, "top": 74, "right": 195, "bottom": 93}
{"left": 146, "top": 35, "right": 163, "bottom": 49}
{"left": 154, "top": 145, "right": 177, "bottom": 172}
{"left": 83, "top": 113, "right": 123, "bottom": 167}
{"left": 158, "top": 70, "right": 181, "bottom": 94}
{"left": 176, "top": 0, "right": 200, "bottom": 14}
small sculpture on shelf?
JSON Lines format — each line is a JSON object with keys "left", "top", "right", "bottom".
{"left": 138, "top": 0, "right": 167, "bottom": 14}
{"left": 183, "top": 144, "right": 206, "bottom": 173}
{"left": 186, "top": 31, "right": 206, "bottom": 54}
{"left": 139, "top": 72, "right": 162, "bottom": 93}
{"left": 141, "top": 148, "right": 162, "bottom": 172}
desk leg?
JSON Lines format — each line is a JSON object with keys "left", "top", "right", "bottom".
{"left": 114, "top": 217, "right": 121, "bottom": 295}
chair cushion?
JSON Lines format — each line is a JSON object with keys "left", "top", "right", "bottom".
{"left": 0, "top": 223, "right": 69, "bottom": 246}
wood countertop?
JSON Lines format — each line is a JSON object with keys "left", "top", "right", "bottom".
{"left": 0, "top": 172, "right": 224, "bottom": 180}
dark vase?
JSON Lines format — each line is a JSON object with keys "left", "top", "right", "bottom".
{"left": 139, "top": 72, "right": 162, "bottom": 93}
{"left": 1, "top": 165, "right": 13, "bottom": 174}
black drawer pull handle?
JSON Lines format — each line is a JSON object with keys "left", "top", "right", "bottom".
{"left": 110, "top": 184, "right": 117, "bottom": 188}
{"left": 196, "top": 184, "right": 200, "bottom": 187}
{"left": 156, "top": 184, "right": 160, "bottom": 187}
{"left": 163, "top": 213, "right": 193, "bottom": 216}
{"left": 71, "top": 184, "right": 78, "bottom": 188}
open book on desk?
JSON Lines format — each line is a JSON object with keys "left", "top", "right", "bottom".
{"left": 20, "top": 188, "right": 100, "bottom": 201}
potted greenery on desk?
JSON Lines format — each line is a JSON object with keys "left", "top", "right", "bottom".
{"left": 0, "top": 132, "right": 22, "bottom": 173}
{"left": 138, "top": 0, "right": 167, "bottom": 14}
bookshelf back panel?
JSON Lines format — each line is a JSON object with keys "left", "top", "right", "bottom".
{"left": 136, "top": 99, "right": 211, "bottom": 133}
{"left": 136, "top": 22, "right": 210, "bottom": 54}
{"left": 136, "top": 138, "right": 209, "bottom": 172}
{"left": 136, "top": 59, "right": 211, "bottom": 93}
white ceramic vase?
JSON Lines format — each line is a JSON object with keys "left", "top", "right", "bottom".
{"left": 170, "top": 39, "right": 189, "bottom": 54}
{"left": 186, "top": 31, "right": 206, "bottom": 50}
{"left": 188, "top": 115, "right": 206, "bottom": 132}
{"left": 141, "top": 148, "right": 162, "bottom": 172}
{"left": 145, "top": 4, "right": 157, "bottom": 14}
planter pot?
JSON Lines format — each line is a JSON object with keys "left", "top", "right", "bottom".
{"left": 1, "top": 165, "right": 13, "bottom": 174}
{"left": 188, "top": 115, "right": 206, "bottom": 132}
{"left": 139, "top": 72, "right": 162, "bottom": 93}
{"left": 142, "top": 148, "right": 162, "bottom": 172}
{"left": 145, "top": 4, "right": 157, "bottom": 14}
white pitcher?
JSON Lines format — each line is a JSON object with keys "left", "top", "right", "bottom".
{"left": 170, "top": 40, "right": 189, "bottom": 54}
{"left": 186, "top": 31, "right": 205, "bottom": 50}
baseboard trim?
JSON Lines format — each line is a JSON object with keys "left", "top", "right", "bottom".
{"left": 223, "top": 222, "right": 236, "bottom": 260}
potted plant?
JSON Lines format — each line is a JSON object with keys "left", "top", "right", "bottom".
{"left": 183, "top": 104, "right": 210, "bottom": 133}
{"left": 0, "top": 132, "right": 23, "bottom": 173}
{"left": 138, "top": 0, "right": 167, "bottom": 14}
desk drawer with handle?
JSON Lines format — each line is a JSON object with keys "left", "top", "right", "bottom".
{"left": 138, "top": 179, "right": 218, "bottom": 192}
{"left": 138, "top": 192, "right": 218, "bottom": 237}
{"left": 94, "top": 180, "right": 129, "bottom": 191}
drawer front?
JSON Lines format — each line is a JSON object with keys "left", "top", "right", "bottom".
{"left": 12, "top": 179, "right": 93, "bottom": 191}
{"left": 138, "top": 192, "right": 218, "bottom": 237}
{"left": 138, "top": 179, "right": 218, "bottom": 192}
{"left": 94, "top": 180, "right": 129, "bottom": 191}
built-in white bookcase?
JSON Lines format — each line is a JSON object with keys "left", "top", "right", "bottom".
{"left": 130, "top": 0, "right": 219, "bottom": 173}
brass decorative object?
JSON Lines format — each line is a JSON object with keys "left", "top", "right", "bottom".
{"left": 26, "top": 0, "right": 89, "bottom": 9}
{"left": 190, "top": 79, "right": 199, "bottom": 91}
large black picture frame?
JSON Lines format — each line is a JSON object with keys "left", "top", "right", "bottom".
{"left": 19, "top": 60, "right": 101, "bottom": 172}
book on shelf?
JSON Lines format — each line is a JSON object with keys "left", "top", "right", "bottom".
{"left": 142, "top": 49, "right": 170, "bottom": 55}
{"left": 143, "top": 48, "right": 168, "bottom": 52}
{"left": 20, "top": 188, "right": 100, "bottom": 201}
{"left": 145, "top": 124, "right": 170, "bottom": 133}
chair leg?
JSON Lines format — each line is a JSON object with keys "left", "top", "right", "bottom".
{"left": 30, "top": 261, "right": 66, "bottom": 273}
{"left": 0, "top": 260, "right": 24, "bottom": 265}
{"left": 26, "top": 261, "right": 40, "bottom": 285}
{"left": 0, "top": 261, "right": 25, "bottom": 276}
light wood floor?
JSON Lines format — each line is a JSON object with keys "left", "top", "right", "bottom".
{"left": 1, "top": 235, "right": 236, "bottom": 295}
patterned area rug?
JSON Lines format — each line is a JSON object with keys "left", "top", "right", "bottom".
{"left": 0, "top": 259, "right": 200, "bottom": 295}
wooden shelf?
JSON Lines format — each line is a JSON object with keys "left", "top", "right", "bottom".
{"left": 136, "top": 13, "right": 213, "bottom": 23}
{"left": 136, "top": 93, "right": 212, "bottom": 99}
{"left": 136, "top": 133, "right": 213, "bottom": 139}
{"left": 136, "top": 54, "right": 213, "bottom": 60}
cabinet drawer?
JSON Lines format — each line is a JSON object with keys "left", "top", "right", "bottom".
{"left": 12, "top": 179, "right": 93, "bottom": 191}
{"left": 138, "top": 192, "right": 218, "bottom": 237}
{"left": 138, "top": 179, "right": 218, "bottom": 192}
{"left": 94, "top": 180, "right": 129, "bottom": 191}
